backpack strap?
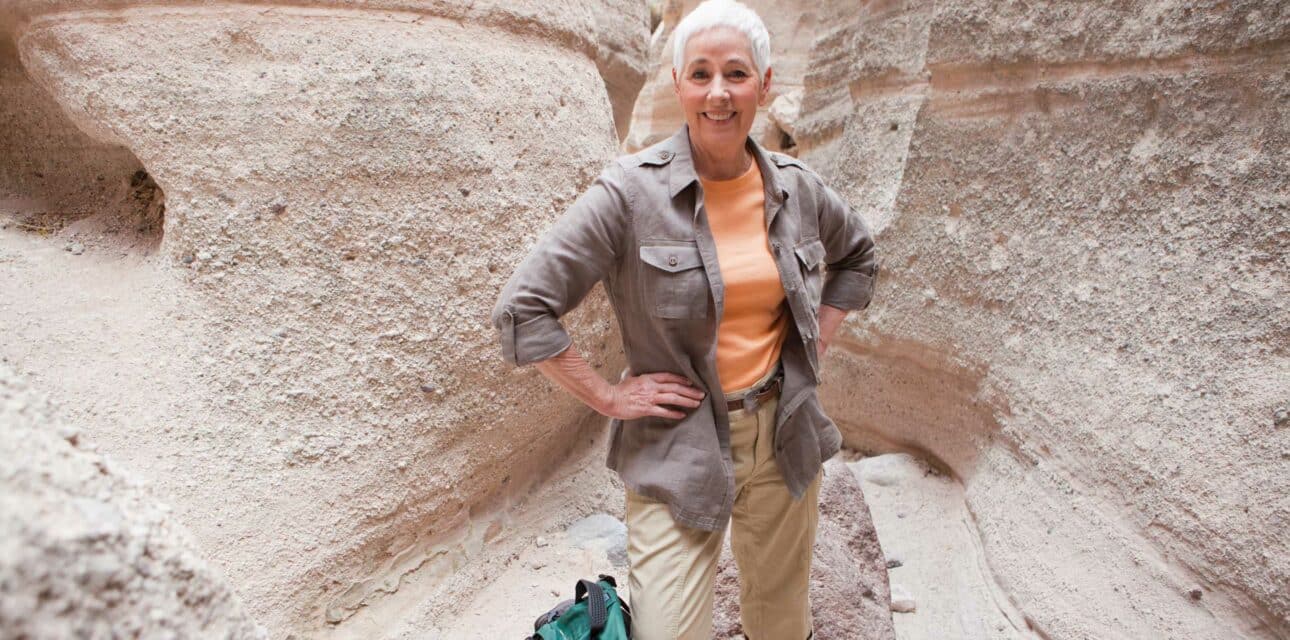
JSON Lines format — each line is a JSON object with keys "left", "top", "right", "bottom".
{"left": 575, "top": 579, "right": 608, "bottom": 636}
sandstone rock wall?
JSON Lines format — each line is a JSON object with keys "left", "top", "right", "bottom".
{"left": 2, "top": 1, "right": 648, "bottom": 635}
{"left": 800, "top": 1, "right": 1289, "bottom": 637}
{"left": 0, "top": 361, "right": 264, "bottom": 639}
{"left": 0, "top": 24, "right": 150, "bottom": 234}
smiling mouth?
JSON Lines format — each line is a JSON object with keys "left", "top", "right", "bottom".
{"left": 703, "top": 111, "right": 735, "bottom": 121}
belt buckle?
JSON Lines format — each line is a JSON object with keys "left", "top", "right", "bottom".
{"left": 742, "top": 371, "right": 778, "bottom": 413}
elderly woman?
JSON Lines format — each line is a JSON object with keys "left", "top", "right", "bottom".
{"left": 491, "top": 1, "right": 877, "bottom": 637}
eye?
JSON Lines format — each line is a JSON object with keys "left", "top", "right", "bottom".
{"left": 690, "top": 69, "right": 710, "bottom": 80}
{"left": 728, "top": 70, "right": 749, "bottom": 79}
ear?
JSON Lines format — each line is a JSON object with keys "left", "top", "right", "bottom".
{"left": 758, "top": 67, "right": 774, "bottom": 106}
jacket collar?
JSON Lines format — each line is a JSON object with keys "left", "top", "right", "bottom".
{"left": 660, "top": 124, "right": 790, "bottom": 206}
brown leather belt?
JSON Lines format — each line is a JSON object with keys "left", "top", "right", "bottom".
{"left": 726, "top": 370, "right": 783, "bottom": 413}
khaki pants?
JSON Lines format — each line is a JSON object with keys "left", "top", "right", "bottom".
{"left": 625, "top": 366, "right": 821, "bottom": 640}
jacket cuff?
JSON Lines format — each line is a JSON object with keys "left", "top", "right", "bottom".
{"left": 498, "top": 308, "right": 573, "bottom": 366}
{"left": 821, "top": 267, "right": 877, "bottom": 311}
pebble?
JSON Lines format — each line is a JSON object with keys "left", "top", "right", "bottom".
{"left": 889, "top": 584, "right": 917, "bottom": 613}
{"left": 66, "top": 241, "right": 85, "bottom": 255}
{"left": 535, "top": 536, "right": 549, "bottom": 548}
{"left": 1274, "top": 407, "right": 1289, "bottom": 428}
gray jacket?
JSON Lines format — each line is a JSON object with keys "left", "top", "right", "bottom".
{"left": 491, "top": 125, "right": 878, "bottom": 531}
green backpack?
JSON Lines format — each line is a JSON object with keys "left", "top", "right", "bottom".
{"left": 526, "top": 574, "right": 632, "bottom": 640}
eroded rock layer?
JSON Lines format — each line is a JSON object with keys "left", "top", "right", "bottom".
{"left": 0, "top": 25, "right": 152, "bottom": 238}
{"left": 2, "top": 1, "right": 647, "bottom": 635}
{"left": 804, "top": 1, "right": 1289, "bottom": 638}
{"left": 0, "top": 362, "right": 264, "bottom": 639}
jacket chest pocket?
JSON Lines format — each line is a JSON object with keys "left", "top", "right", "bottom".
{"left": 794, "top": 238, "right": 826, "bottom": 310}
{"left": 639, "top": 242, "right": 709, "bottom": 319}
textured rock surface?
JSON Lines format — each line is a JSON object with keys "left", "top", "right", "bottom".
{"left": 801, "top": 1, "right": 1289, "bottom": 638}
{"left": 713, "top": 458, "right": 896, "bottom": 639}
{"left": 1, "top": 1, "right": 647, "bottom": 636}
{"left": 853, "top": 453, "right": 1030, "bottom": 639}
{"left": 0, "top": 25, "right": 155, "bottom": 243}
{"left": 0, "top": 361, "right": 264, "bottom": 639}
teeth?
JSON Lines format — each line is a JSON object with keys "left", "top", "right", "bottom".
{"left": 705, "top": 112, "right": 734, "bottom": 121}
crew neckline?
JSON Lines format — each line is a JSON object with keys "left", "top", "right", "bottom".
{"left": 699, "top": 158, "right": 761, "bottom": 194}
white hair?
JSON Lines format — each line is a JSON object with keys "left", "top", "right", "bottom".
{"left": 671, "top": 0, "right": 771, "bottom": 77}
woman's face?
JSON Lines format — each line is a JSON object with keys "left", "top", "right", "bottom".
{"left": 672, "top": 26, "right": 772, "bottom": 156}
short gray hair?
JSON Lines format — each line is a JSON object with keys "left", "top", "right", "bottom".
{"left": 671, "top": 0, "right": 771, "bottom": 77}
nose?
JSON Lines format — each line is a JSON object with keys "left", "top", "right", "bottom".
{"left": 706, "top": 76, "right": 730, "bottom": 103}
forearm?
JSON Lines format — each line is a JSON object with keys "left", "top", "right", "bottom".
{"left": 533, "top": 341, "right": 614, "bottom": 416}
{"left": 818, "top": 304, "right": 849, "bottom": 353}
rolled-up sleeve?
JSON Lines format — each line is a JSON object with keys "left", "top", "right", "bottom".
{"left": 490, "top": 162, "right": 630, "bottom": 366}
{"left": 814, "top": 178, "right": 878, "bottom": 310}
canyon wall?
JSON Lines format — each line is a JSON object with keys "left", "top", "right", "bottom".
{"left": 799, "top": 1, "right": 1288, "bottom": 638}
{"left": 1, "top": 1, "right": 648, "bottom": 635}
{"left": 0, "top": 361, "right": 264, "bottom": 638}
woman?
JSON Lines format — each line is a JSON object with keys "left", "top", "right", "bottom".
{"left": 491, "top": 1, "right": 877, "bottom": 637}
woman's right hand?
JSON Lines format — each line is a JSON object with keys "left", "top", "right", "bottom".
{"left": 599, "top": 372, "right": 707, "bottom": 421}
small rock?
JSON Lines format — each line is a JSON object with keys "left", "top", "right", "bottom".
{"left": 535, "top": 536, "right": 549, "bottom": 548}
{"left": 270, "top": 203, "right": 287, "bottom": 215}
{"left": 550, "top": 589, "right": 560, "bottom": 597}
{"left": 67, "top": 242, "right": 85, "bottom": 255}
{"left": 1189, "top": 587, "right": 1203, "bottom": 601}
{"left": 1274, "top": 407, "right": 1289, "bottom": 428}
{"left": 566, "top": 514, "right": 628, "bottom": 566}
{"left": 885, "top": 557, "right": 903, "bottom": 570}
{"left": 197, "top": 250, "right": 213, "bottom": 261}
{"left": 889, "top": 584, "right": 917, "bottom": 613}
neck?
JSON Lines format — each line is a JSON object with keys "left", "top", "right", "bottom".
{"left": 690, "top": 138, "right": 752, "bottom": 181}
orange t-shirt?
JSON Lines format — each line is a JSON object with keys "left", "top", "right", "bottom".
{"left": 700, "top": 160, "right": 789, "bottom": 394}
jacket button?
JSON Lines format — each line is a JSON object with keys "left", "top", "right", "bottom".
{"left": 668, "top": 255, "right": 678, "bottom": 266}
